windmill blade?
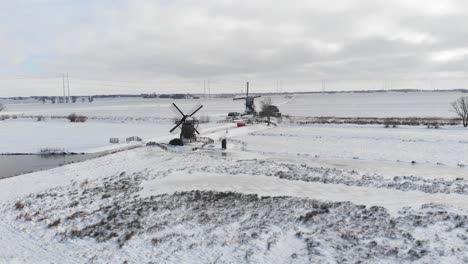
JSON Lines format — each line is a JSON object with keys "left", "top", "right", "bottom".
{"left": 170, "top": 105, "right": 184, "bottom": 118}
{"left": 187, "top": 102, "right": 202, "bottom": 115}
{"left": 169, "top": 120, "right": 183, "bottom": 133}
{"left": 192, "top": 117, "right": 203, "bottom": 134}
{"left": 171, "top": 103, "right": 185, "bottom": 117}
{"left": 233, "top": 97, "right": 247, "bottom": 100}
{"left": 189, "top": 104, "right": 203, "bottom": 117}
{"left": 252, "top": 96, "right": 262, "bottom": 98}
{"left": 170, "top": 126, "right": 181, "bottom": 134}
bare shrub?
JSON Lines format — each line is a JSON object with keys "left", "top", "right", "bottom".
{"left": 427, "top": 122, "right": 440, "bottom": 129}
{"left": 37, "top": 115, "right": 46, "bottom": 122}
{"left": 67, "top": 113, "right": 88, "bottom": 123}
{"left": 39, "top": 148, "right": 66, "bottom": 154}
{"left": 451, "top": 96, "right": 468, "bottom": 127}
{"left": 68, "top": 113, "right": 77, "bottom": 122}
{"left": 0, "top": 115, "right": 10, "bottom": 121}
{"left": 48, "top": 219, "right": 61, "bottom": 228}
{"left": 118, "top": 231, "right": 135, "bottom": 248}
{"left": 0, "top": 102, "right": 4, "bottom": 112}
{"left": 14, "top": 201, "right": 24, "bottom": 210}
{"left": 76, "top": 115, "right": 88, "bottom": 122}
{"left": 383, "top": 119, "right": 398, "bottom": 128}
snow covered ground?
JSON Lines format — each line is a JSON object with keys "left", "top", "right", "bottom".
{"left": 1, "top": 91, "right": 464, "bottom": 153}
{"left": 1, "top": 92, "right": 468, "bottom": 263}
{"left": 2, "top": 91, "right": 465, "bottom": 119}
{"left": 0, "top": 118, "right": 171, "bottom": 154}
{"left": 0, "top": 117, "right": 238, "bottom": 154}
{"left": 1, "top": 97, "right": 244, "bottom": 121}
{"left": 1, "top": 121, "right": 468, "bottom": 263}
{"left": 237, "top": 124, "right": 468, "bottom": 167}
{"left": 279, "top": 91, "right": 464, "bottom": 117}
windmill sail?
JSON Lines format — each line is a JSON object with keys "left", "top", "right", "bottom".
{"left": 169, "top": 103, "right": 204, "bottom": 141}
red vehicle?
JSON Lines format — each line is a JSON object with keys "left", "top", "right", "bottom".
{"left": 237, "top": 122, "right": 246, "bottom": 127}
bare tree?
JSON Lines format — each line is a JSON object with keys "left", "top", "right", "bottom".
{"left": 259, "top": 97, "right": 274, "bottom": 126}
{"left": 451, "top": 96, "right": 468, "bottom": 127}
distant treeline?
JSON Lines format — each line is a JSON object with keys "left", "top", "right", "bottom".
{"left": 2, "top": 89, "right": 468, "bottom": 100}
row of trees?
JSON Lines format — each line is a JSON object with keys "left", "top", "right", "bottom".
{"left": 40, "top": 96, "right": 94, "bottom": 104}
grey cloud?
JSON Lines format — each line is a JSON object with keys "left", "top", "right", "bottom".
{"left": 1, "top": 0, "right": 468, "bottom": 95}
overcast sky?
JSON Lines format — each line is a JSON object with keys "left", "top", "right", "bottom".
{"left": 1, "top": 0, "right": 468, "bottom": 96}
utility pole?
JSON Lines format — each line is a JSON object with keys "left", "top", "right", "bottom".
{"left": 203, "top": 80, "right": 206, "bottom": 99}
{"left": 67, "top": 73, "right": 70, "bottom": 103}
{"left": 208, "top": 80, "right": 211, "bottom": 99}
{"left": 62, "top": 73, "right": 66, "bottom": 103}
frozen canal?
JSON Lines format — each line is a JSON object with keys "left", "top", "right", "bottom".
{"left": 0, "top": 154, "right": 100, "bottom": 179}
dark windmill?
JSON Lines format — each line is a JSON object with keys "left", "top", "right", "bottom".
{"left": 233, "top": 82, "right": 261, "bottom": 115}
{"left": 169, "top": 103, "right": 203, "bottom": 145}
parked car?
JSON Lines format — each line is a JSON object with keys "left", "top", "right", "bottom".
{"left": 227, "top": 112, "right": 241, "bottom": 117}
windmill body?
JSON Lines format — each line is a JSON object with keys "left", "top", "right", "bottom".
{"left": 169, "top": 103, "right": 203, "bottom": 144}
{"left": 233, "top": 82, "right": 261, "bottom": 116}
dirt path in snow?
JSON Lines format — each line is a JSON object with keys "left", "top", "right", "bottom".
{"left": 139, "top": 171, "right": 468, "bottom": 215}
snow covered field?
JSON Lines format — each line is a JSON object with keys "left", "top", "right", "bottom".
{"left": 279, "top": 91, "right": 465, "bottom": 117}
{"left": 2, "top": 91, "right": 465, "bottom": 119}
{"left": 1, "top": 97, "right": 243, "bottom": 120}
{"left": 237, "top": 124, "right": 468, "bottom": 167}
{"left": 1, "top": 92, "right": 468, "bottom": 263}
{"left": 0, "top": 119, "right": 171, "bottom": 154}
{"left": 0, "top": 91, "right": 464, "bottom": 154}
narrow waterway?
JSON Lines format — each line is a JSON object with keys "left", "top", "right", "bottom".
{"left": 0, "top": 154, "right": 101, "bottom": 179}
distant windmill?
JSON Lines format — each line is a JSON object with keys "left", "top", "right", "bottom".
{"left": 170, "top": 103, "right": 203, "bottom": 144}
{"left": 233, "top": 82, "right": 261, "bottom": 115}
